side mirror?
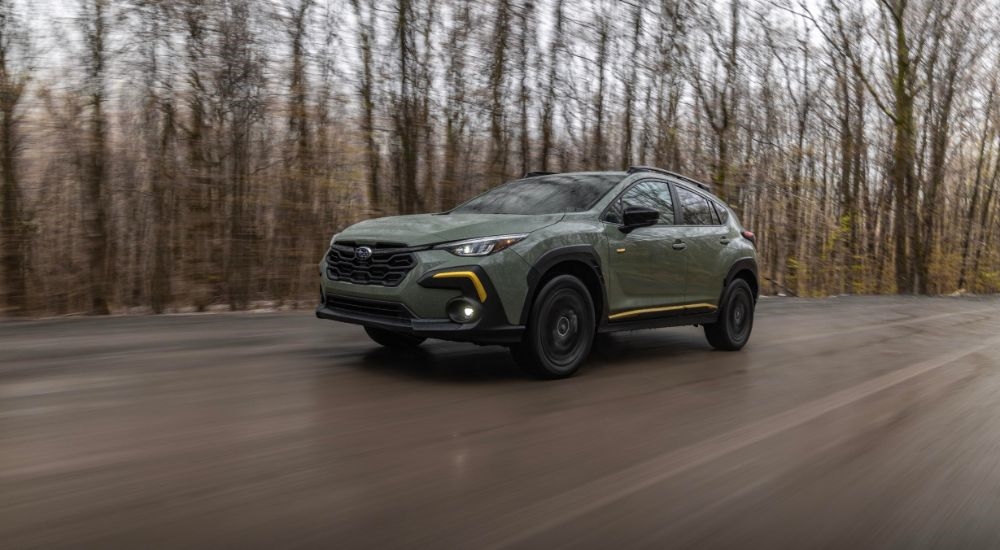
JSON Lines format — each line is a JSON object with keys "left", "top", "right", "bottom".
{"left": 621, "top": 205, "right": 659, "bottom": 233}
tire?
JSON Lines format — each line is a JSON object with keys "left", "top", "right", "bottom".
{"left": 364, "top": 326, "right": 426, "bottom": 349}
{"left": 704, "top": 278, "right": 755, "bottom": 351}
{"left": 511, "top": 274, "right": 595, "bottom": 379}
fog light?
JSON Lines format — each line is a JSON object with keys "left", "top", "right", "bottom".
{"left": 447, "top": 298, "right": 481, "bottom": 324}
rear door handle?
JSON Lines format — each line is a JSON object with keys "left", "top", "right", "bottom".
{"left": 719, "top": 236, "right": 731, "bottom": 245}
{"left": 672, "top": 242, "right": 687, "bottom": 251}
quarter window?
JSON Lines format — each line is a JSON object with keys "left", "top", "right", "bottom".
{"left": 605, "top": 180, "right": 675, "bottom": 225}
{"left": 676, "top": 186, "right": 716, "bottom": 225}
{"left": 713, "top": 201, "right": 730, "bottom": 224}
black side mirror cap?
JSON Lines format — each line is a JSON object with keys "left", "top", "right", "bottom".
{"left": 620, "top": 205, "right": 659, "bottom": 233}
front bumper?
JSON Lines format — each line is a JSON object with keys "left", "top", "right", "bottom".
{"left": 315, "top": 304, "right": 523, "bottom": 344}
{"left": 317, "top": 251, "right": 529, "bottom": 345}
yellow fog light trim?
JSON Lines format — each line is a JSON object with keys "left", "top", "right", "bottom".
{"left": 608, "top": 302, "right": 717, "bottom": 320}
{"left": 432, "top": 271, "right": 488, "bottom": 303}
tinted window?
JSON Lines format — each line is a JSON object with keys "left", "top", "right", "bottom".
{"left": 452, "top": 174, "right": 623, "bottom": 215}
{"left": 605, "top": 180, "right": 674, "bottom": 225}
{"left": 713, "top": 201, "right": 729, "bottom": 224}
{"left": 676, "top": 186, "right": 716, "bottom": 225}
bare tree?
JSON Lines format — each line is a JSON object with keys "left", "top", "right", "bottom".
{"left": 958, "top": 70, "right": 998, "bottom": 291}
{"left": 916, "top": 0, "right": 969, "bottom": 293}
{"left": 620, "top": 1, "right": 642, "bottom": 170}
{"left": 515, "top": 1, "right": 535, "bottom": 176}
{"left": 486, "top": 0, "right": 511, "bottom": 186}
{"left": 0, "top": 0, "right": 30, "bottom": 315}
{"left": 538, "top": 0, "right": 564, "bottom": 173}
{"left": 273, "top": 0, "right": 313, "bottom": 303}
{"left": 78, "top": 0, "right": 112, "bottom": 314}
{"left": 351, "top": 0, "right": 381, "bottom": 214}
{"left": 590, "top": 10, "right": 610, "bottom": 169}
{"left": 391, "top": 0, "right": 419, "bottom": 214}
{"left": 686, "top": 0, "right": 743, "bottom": 203}
{"left": 440, "top": 0, "right": 471, "bottom": 209}
{"left": 6, "top": 0, "right": 1000, "bottom": 318}
{"left": 214, "top": 0, "right": 267, "bottom": 309}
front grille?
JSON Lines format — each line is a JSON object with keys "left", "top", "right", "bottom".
{"left": 326, "top": 294, "right": 414, "bottom": 320}
{"left": 326, "top": 241, "right": 424, "bottom": 287}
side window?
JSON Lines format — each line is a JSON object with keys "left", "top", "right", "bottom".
{"left": 710, "top": 205, "right": 721, "bottom": 225}
{"left": 604, "top": 198, "right": 624, "bottom": 224}
{"left": 712, "top": 201, "right": 729, "bottom": 224}
{"left": 608, "top": 180, "right": 674, "bottom": 225}
{"left": 676, "top": 186, "right": 716, "bottom": 225}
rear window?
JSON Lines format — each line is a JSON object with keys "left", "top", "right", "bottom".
{"left": 676, "top": 186, "right": 717, "bottom": 225}
{"left": 451, "top": 174, "right": 624, "bottom": 215}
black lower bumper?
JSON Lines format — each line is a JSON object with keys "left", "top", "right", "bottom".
{"left": 318, "top": 265, "right": 524, "bottom": 345}
{"left": 315, "top": 304, "right": 524, "bottom": 345}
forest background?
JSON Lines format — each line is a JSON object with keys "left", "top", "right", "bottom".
{"left": 0, "top": 0, "right": 996, "bottom": 316}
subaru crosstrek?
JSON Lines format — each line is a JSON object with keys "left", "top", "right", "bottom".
{"left": 317, "top": 166, "right": 759, "bottom": 378}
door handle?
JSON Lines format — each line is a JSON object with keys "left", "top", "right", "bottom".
{"left": 719, "top": 236, "right": 731, "bottom": 245}
{"left": 672, "top": 242, "right": 687, "bottom": 251}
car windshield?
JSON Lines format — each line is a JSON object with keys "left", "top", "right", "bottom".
{"left": 451, "top": 173, "right": 624, "bottom": 215}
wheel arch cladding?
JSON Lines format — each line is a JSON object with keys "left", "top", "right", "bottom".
{"left": 521, "top": 246, "right": 607, "bottom": 326}
{"left": 724, "top": 258, "right": 760, "bottom": 301}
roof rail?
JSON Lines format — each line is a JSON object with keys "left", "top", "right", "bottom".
{"left": 523, "top": 171, "right": 558, "bottom": 178}
{"left": 627, "top": 166, "right": 711, "bottom": 192}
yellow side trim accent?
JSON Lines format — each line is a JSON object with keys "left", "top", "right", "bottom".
{"left": 432, "top": 271, "right": 488, "bottom": 303}
{"left": 608, "top": 302, "right": 717, "bottom": 320}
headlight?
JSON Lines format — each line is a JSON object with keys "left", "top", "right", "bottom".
{"left": 434, "top": 234, "right": 528, "bottom": 257}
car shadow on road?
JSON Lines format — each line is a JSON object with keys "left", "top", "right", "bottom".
{"left": 357, "top": 345, "right": 525, "bottom": 383}
{"left": 351, "top": 329, "right": 732, "bottom": 383}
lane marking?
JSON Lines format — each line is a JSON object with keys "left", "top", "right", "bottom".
{"left": 480, "top": 332, "right": 1000, "bottom": 549}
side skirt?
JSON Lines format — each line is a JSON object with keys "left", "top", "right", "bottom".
{"left": 599, "top": 311, "right": 719, "bottom": 333}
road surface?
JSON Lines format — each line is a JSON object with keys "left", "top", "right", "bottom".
{"left": 3, "top": 296, "right": 1000, "bottom": 548}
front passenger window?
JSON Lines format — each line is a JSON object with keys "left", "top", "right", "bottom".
{"left": 606, "top": 180, "right": 674, "bottom": 225}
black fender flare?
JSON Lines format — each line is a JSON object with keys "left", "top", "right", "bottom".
{"left": 520, "top": 245, "right": 607, "bottom": 325}
{"left": 723, "top": 258, "right": 760, "bottom": 301}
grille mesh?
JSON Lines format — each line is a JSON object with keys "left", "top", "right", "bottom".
{"left": 326, "top": 242, "right": 423, "bottom": 287}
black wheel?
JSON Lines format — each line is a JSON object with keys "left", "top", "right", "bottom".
{"left": 364, "top": 326, "right": 426, "bottom": 349}
{"left": 511, "top": 275, "right": 595, "bottom": 379}
{"left": 704, "top": 278, "right": 754, "bottom": 351}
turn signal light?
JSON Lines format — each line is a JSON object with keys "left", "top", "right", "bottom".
{"left": 741, "top": 230, "right": 757, "bottom": 246}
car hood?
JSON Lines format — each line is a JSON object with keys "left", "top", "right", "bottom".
{"left": 335, "top": 213, "right": 564, "bottom": 247}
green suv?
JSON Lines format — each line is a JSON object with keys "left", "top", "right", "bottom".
{"left": 317, "top": 167, "right": 758, "bottom": 378}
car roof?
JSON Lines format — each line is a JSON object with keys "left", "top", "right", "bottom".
{"left": 521, "top": 171, "right": 627, "bottom": 178}
{"left": 518, "top": 169, "right": 728, "bottom": 210}
{"left": 525, "top": 168, "right": 713, "bottom": 193}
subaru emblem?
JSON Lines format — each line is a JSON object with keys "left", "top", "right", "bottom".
{"left": 355, "top": 246, "right": 373, "bottom": 261}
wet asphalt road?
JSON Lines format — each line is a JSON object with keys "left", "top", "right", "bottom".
{"left": 3, "top": 296, "right": 1000, "bottom": 549}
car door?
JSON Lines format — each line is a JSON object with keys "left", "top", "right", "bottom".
{"left": 673, "top": 184, "right": 735, "bottom": 307}
{"left": 603, "top": 179, "right": 688, "bottom": 318}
